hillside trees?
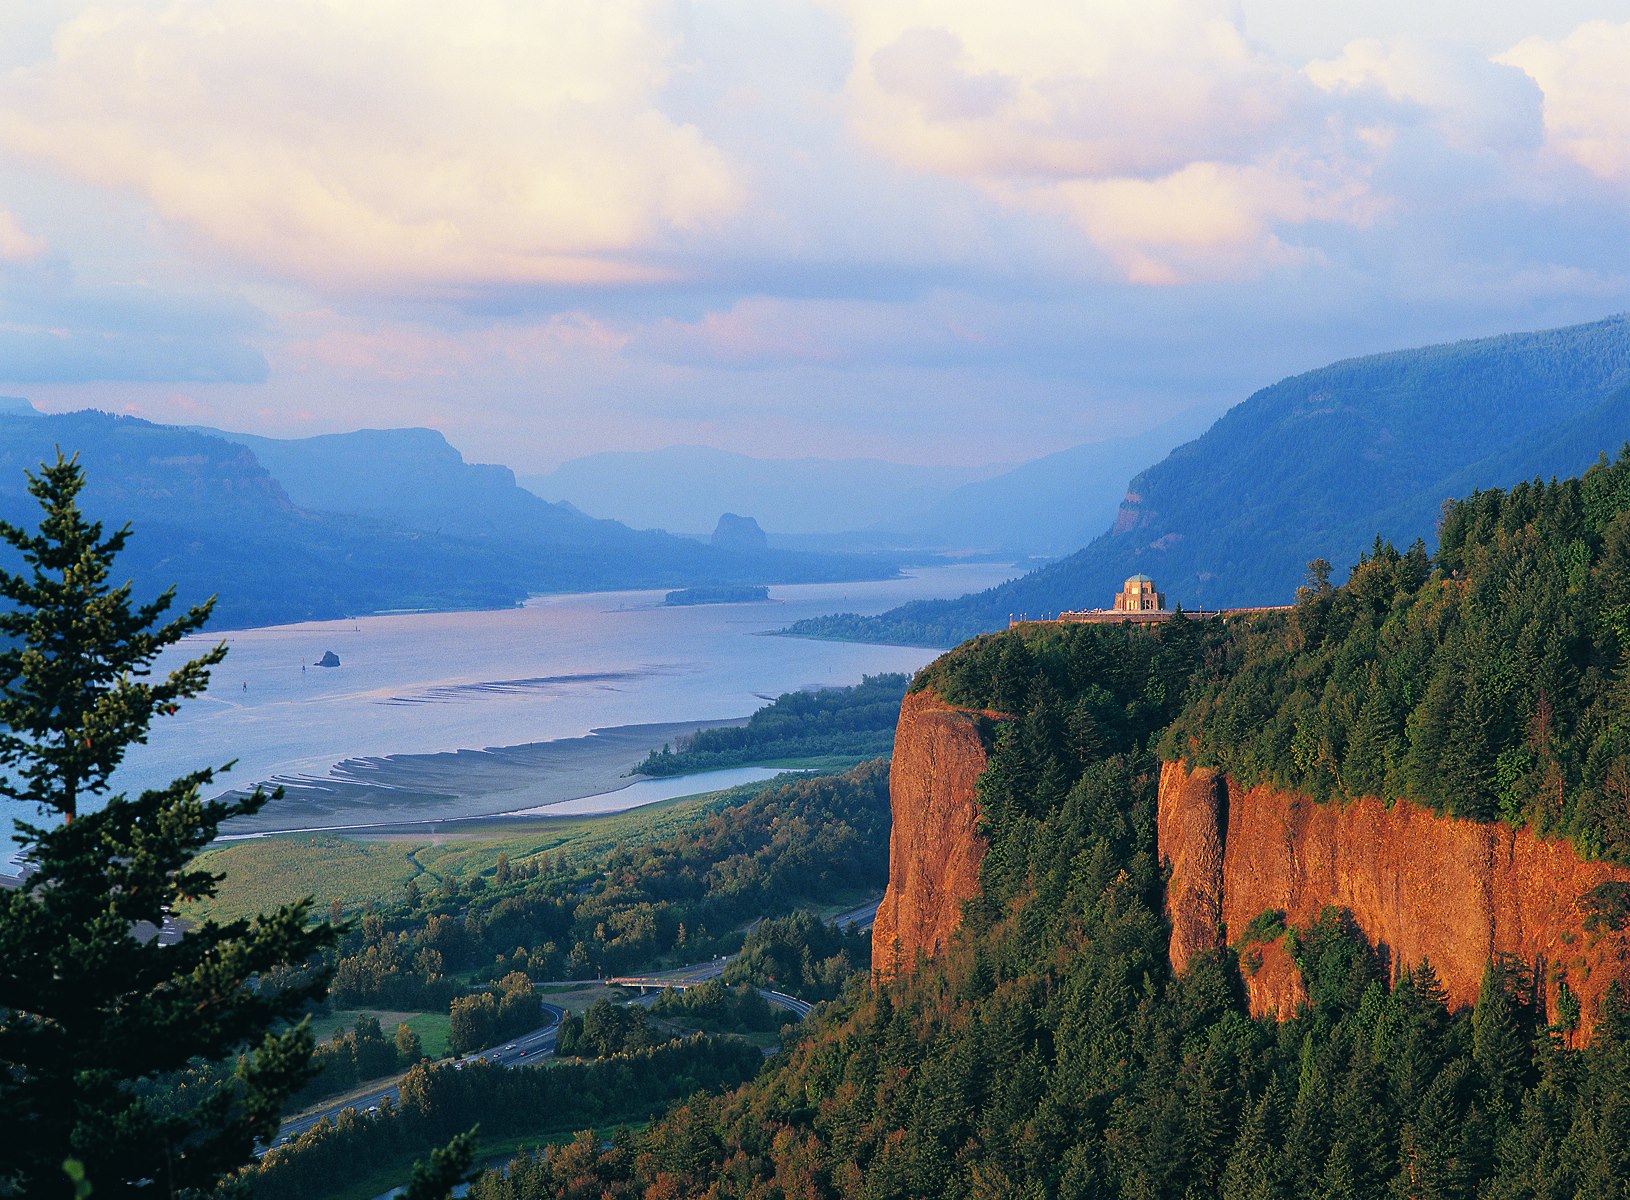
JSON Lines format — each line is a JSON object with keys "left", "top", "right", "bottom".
{"left": 0, "top": 455, "right": 335, "bottom": 1196}
{"left": 1164, "top": 449, "right": 1630, "bottom": 861}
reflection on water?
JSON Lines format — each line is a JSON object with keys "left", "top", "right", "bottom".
{"left": 509, "top": 766, "right": 790, "bottom": 816}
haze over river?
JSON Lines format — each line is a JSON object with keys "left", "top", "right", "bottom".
{"left": 1, "top": 563, "right": 1017, "bottom": 864}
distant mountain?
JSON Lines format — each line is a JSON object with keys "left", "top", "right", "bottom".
{"left": 0, "top": 413, "right": 898, "bottom": 631}
{"left": 787, "top": 314, "right": 1630, "bottom": 646}
{"left": 218, "top": 426, "right": 667, "bottom": 545}
{"left": 523, "top": 446, "right": 1000, "bottom": 535}
{"left": 890, "top": 411, "right": 1215, "bottom": 555}
{"left": 0, "top": 411, "right": 535, "bottom": 629}
{"left": 209, "top": 426, "right": 897, "bottom": 590}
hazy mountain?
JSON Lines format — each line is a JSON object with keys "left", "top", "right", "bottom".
{"left": 891, "top": 411, "right": 1216, "bottom": 555}
{"left": 0, "top": 412, "right": 901, "bottom": 630}
{"left": 0, "top": 411, "right": 536, "bottom": 629}
{"left": 218, "top": 427, "right": 646, "bottom": 545}
{"left": 523, "top": 445, "right": 1000, "bottom": 535}
{"left": 205, "top": 426, "right": 899, "bottom": 591}
{"left": 786, "top": 314, "right": 1630, "bottom": 646}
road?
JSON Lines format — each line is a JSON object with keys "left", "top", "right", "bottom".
{"left": 833, "top": 898, "right": 881, "bottom": 931}
{"left": 608, "top": 957, "right": 813, "bottom": 1019}
{"left": 271, "top": 1003, "right": 565, "bottom": 1148}
{"left": 605, "top": 956, "right": 728, "bottom": 990}
{"left": 273, "top": 897, "right": 886, "bottom": 1151}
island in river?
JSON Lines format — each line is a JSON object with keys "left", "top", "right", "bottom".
{"left": 664, "top": 585, "right": 770, "bottom": 606}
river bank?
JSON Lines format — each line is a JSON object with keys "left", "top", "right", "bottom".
{"left": 217, "top": 717, "right": 753, "bottom": 835}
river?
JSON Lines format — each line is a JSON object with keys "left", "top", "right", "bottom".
{"left": 1, "top": 562, "right": 1017, "bottom": 862}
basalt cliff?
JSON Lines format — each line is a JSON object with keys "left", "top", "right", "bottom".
{"left": 1160, "top": 760, "right": 1630, "bottom": 1037}
{"left": 877, "top": 692, "right": 1630, "bottom": 1037}
{"left": 872, "top": 690, "right": 998, "bottom": 979}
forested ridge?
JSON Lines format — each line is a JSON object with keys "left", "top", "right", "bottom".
{"left": 1165, "top": 447, "right": 1630, "bottom": 863}
{"left": 635, "top": 674, "right": 908, "bottom": 776}
{"left": 453, "top": 451, "right": 1630, "bottom": 1198}
{"left": 787, "top": 315, "right": 1630, "bottom": 647}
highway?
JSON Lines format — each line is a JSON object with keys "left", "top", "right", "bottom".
{"left": 608, "top": 958, "right": 814, "bottom": 1020}
{"left": 833, "top": 898, "right": 881, "bottom": 931}
{"left": 270, "top": 897, "right": 887, "bottom": 1151}
{"left": 271, "top": 1003, "right": 565, "bottom": 1148}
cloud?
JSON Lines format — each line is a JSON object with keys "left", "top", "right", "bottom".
{"left": 644, "top": 294, "right": 986, "bottom": 368}
{"left": 1498, "top": 20, "right": 1630, "bottom": 183}
{"left": 840, "top": 0, "right": 1298, "bottom": 179}
{"left": 1307, "top": 38, "right": 1542, "bottom": 156}
{"left": 0, "top": 247, "right": 268, "bottom": 384}
{"left": 0, "top": 209, "right": 45, "bottom": 261}
{"left": 827, "top": 0, "right": 1382, "bottom": 282}
{"left": 0, "top": 1, "right": 742, "bottom": 294}
{"left": 824, "top": 1, "right": 1574, "bottom": 286}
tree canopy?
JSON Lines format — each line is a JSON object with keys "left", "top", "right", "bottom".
{"left": 0, "top": 454, "right": 334, "bottom": 1197}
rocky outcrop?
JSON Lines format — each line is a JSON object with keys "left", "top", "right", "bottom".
{"left": 1243, "top": 936, "right": 1308, "bottom": 1019}
{"left": 710, "top": 512, "right": 769, "bottom": 552}
{"left": 1159, "top": 761, "right": 1630, "bottom": 1037}
{"left": 872, "top": 690, "right": 1001, "bottom": 979}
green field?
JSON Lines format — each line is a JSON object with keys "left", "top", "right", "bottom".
{"left": 188, "top": 776, "right": 799, "bottom": 923}
{"left": 307, "top": 1009, "right": 453, "bottom": 1060}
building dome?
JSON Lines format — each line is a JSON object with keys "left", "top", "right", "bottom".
{"left": 1113, "top": 574, "right": 1165, "bottom": 613}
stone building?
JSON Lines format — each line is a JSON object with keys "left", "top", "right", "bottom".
{"left": 1113, "top": 573, "right": 1165, "bottom": 613}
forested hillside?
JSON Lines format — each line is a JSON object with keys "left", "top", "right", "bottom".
{"left": 788, "top": 314, "right": 1630, "bottom": 646}
{"left": 635, "top": 673, "right": 909, "bottom": 776}
{"left": 463, "top": 449, "right": 1630, "bottom": 1199}
{"left": 1165, "top": 450, "right": 1630, "bottom": 862}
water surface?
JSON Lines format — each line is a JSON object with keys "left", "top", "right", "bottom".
{"left": 1, "top": 562, "right": 1017, "bottom": 862}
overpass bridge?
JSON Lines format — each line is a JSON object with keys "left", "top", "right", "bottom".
{"left": 607, "top": 961, "right": 814, "bottom": 1020}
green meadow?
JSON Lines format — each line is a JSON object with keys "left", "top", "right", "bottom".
{"left": 188, "top": 775, "right": 801, "bottom": 923}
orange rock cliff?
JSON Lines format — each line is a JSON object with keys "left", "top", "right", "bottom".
{"left": 872, "top": 690, "right": 997, "bottom": 979}
{"left": 875, "top": 693, "right": 1630, "bottom": 1038}
{"left": 1159, "top": 761, "right": 1630, "bottom": 1037}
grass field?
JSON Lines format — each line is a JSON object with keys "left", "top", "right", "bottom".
{"left": 308, "top": 1009, "right": 454, "bottom": 1060}
{"left": 187, "top": 775, "right": 800, "bottom": 923}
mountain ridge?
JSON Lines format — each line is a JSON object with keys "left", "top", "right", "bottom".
{"left": 787, "top": 313, "right": 1630, "bottom": 645}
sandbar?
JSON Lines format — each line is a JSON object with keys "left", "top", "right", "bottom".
{"left": 217, "top": 716, "right": 748, "bottom": 835}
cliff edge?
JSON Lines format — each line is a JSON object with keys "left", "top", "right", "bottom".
{"left": 872, "top": 690, "right": 999, "bottom": 979}
{"left": 1159, "top": 761, "right": 1630, "bottom": 1037}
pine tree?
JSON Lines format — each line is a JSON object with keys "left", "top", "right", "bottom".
{"left": 0, "top": 454, "right": 335, "bottom": 1197}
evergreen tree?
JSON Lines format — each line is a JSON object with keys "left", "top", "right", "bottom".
{"left": 403, "top": 1128, "right": 477, "bottom": 1200}
{"left": 0, "top": 455, "right": 334, "bottom": 1196}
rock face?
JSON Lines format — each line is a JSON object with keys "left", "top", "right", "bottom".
{"left": 1159, "top": 761, "right": 1630, "bottom": 1038}
{"left": 710, "top": 512, "right": 769, "bottom": 552}
{"left": 872, "top": 690, "right": 1001, "bottom": 979}
{"left": 315, "top": 650, "right": 341, "bottom": 668}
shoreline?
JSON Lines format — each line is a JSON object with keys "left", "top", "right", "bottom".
{"left": 218, "top": 765, "right": 795, "bottom": 841}
{"left": 217, "top": 716, "right": 751, "bottom": 835}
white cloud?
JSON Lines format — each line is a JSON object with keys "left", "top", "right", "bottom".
{"left": 0, "top": 209, "right": 45, "bottom": 261}
{"left": 827, "top": 0, "right": 1381, "bottom": 283}
{"left": 823, "top": 2, "right": 1581, "bottom": 286}
{"left": 1307, "top": 38, "right": 1542, "bottom": 156}
{"left": 838, "top": 0, "right": 1298, "bottom": 179}
{"left": 1498, "top": 20, "right": 1630, "bottom": 183}
{"left": 0, "top": 1, "right": 742, "bottom": 293}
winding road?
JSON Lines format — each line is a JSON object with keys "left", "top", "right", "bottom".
{"left": 271, "top": 1003, "right": 567, "bottom": 1147}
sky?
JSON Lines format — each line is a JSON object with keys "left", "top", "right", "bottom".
{"left": 0, "top": 0, "right": 1627, "bottom": 472}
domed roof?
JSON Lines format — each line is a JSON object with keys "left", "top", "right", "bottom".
{"left": 1125, "top": 573, "right": 1155, "bottom": 584}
